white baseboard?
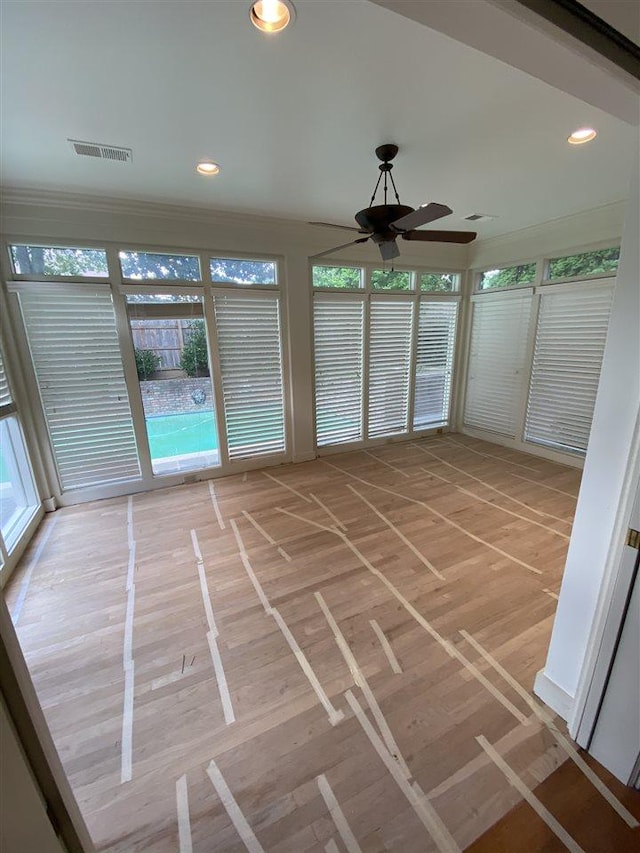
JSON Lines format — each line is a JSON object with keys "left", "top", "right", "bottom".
{"left": 534, "top": 669, "right": 575, "bottom": 720}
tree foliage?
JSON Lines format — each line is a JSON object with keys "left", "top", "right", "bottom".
{"left": 312, "top": 265, "right": 361, "bottom": 289}
{"left": 11, "top": 245, "right": 108, "bottom": 276}
{"left": 180, "top": 320, "right": 210, "bottom": 377}
{"left": 134, "top": 348, "right": 160, "bottom": 380}
{"left": 547, "top": 247, "right": 619, "bottom": 280}
{"left": 371, "top": 269, "right": 412, "bottom": 290}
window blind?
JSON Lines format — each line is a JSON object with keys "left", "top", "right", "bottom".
{"left": 19, "top": 289, "right": 140, "bottom": 489}
{"left": 314, "top": 297, "right": 364, "bottom": 446}
{"left": 525, "top": 284, "right": 613, "bottom": 454}
{"left": 368, "top": 299, "right": 414, "bottom": 438}
{"left": 413, "top": 300, "right": 458, "bottom": 430}
{"left": 213, "top": 293, "right": 285, "bottom": 460}
{"left": 464, "top": 292, "right": 533, "bottom": 437}
{"left": 0, "top": 346, "right": 13, "bottom": 414}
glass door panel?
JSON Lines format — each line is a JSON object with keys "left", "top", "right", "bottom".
{"left": 128, "top": 300, "right": 220, "bottom": 475}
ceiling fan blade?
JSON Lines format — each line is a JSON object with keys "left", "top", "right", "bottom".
{"left": 310, "top": 236, "right": 371, "bottom": 260}
{"left": 379, "top": 240, "right": 400, "bottom": 261}
{"left": 391, "top": 202, "right": 453, "bottom": 232}
{"left": 401, "top": 229, "right": 477, "bottom": 244}
{"left": 308, "top": 221, "right": 365, "bottom": 233}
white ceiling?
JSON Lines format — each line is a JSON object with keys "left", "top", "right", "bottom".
{"left": 1, "top": 0, "right": 637, "bottom": 240}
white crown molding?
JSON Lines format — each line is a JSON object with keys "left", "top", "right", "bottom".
{"left": 0, "top": 187, "right": 318, "bottom": 235}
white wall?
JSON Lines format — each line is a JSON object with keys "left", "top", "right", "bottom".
{"left": 535, "top": 160, "right": 640, "bottom": 716}
{"left": 0, "top": 695, "right": 66, "bottom": 853}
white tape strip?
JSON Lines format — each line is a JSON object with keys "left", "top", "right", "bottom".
{"left": 443, "top": 436, "right": 542, "bottom": 472}
{"left": 207, "top": 759, "right": 265, "bottom": 853}
{"left": 310, "top": 492, "right": 346, "bottom": 531}
{"left": 271, "top": 608, "right": 344, "bottom": 726}
{"left": 476, "top": 736, "right": 586, "bottom": 852}
{"left": 277, "top": 546, "right": 292, "bottom": 563}
{"left": 242, "top": 510, "right": 276, "bottom": 544}
{"left": 263, "top": 471, "right": 313, "bottom": 503}
{"left": 190, "top": 528, "right": 203, "bottom": 563}
{"left": 315, "top": 592, "right": 411, "bottom": 778}
{"left": 348, "top": 485, "right": 445, "bottom": 580}
{"left": 127, "top": 495, "right": 134, "bottom": 547}
{"left": 322, "top": 460, "right": 543, "bottom": 576}
{"left": 461, "top": 631, "right": 639, "bottom": 828}
{"left": 317, "top": 774, "right": 363, "bottom": 853}
{"left": 276, "top": 506, "right": 332, "bottom": 534}
{"left": 510, "top": 471, "right": 577, "bottom": 500}
{"left": 363, "top": 449, "right": 411, "bottom": 478}
{"left": 176, "top": 774, "right": 193, "bottom": 853}
{"left": 207, "top": 631, "right": 235, "bottom": 725}
{"left": 198, "top": 561, "right": 218, "bottom": 637}
{"left": 324, "top": 840, "right": 341, "bottom": 853}
{"left": 126, "top": 540, "right": 136, "bottom": 592}
{"left": 230, "top": 519, "right": 273, "bottom": 614}
{"left": 413, "top": 444, "right": 570, "bottom": 524}
{"left": 346, "top": 690, "right": 460, "bottom": 853}
{"left": 277, "top": 496, "right": 529, "bottom": 726}
{"left": 120, "top": 661, "right": 134, "bottom": 783}
{"left": 543, "top": 588, "right": 559, "bottom": 601}
{"left": 242, "top": 471, "right": 248, "bottom": 482}
{"left": 369, "top": 619, "right": 402, "bottom": 674}
{"left": 123, "top": 584, "right": 135, "bottom": 668}
{"left": 418, "top": 467, "right": 569, "bottom": 541}
{"left": 12, "top": 515, "right": 59, "bottom": 624}
{"left": 208, "top": 480, "right": 226, "bottom": 529}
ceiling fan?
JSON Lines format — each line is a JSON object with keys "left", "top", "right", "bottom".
{"left": 310, "top": 144, "right": 476, "bottom": 262}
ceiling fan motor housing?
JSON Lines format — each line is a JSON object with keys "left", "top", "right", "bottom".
{"left": 355, "top": 204, "right": 414, "bottom": 240}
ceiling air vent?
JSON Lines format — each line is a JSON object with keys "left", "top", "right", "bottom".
{"left": 68, "top": 139, "right": 132, "bottom": 163}
{"left": 464, "top": 213, "right": 496, "bottom": 222}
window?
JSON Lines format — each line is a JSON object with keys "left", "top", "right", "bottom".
{"left": 119, "top": 251, "right": 201, "bottom": 281}
{"left": 10, "top": 244, "right": 108, "bottom": 277}
{"left": 213, "top": 293, "right": 285, "bottom": 459}
{"left": 314, "top": 297, "right": 364, "bottom": 446}
{"left": 478, "top": 263, "right": 536, "bottom": 290}
{"left": 312, "top": 265, "right": 362, "bottom": 289}
{"left": 312, "top": 264, "right": 459, "bottom": 448}
{"left": 371, "top": 269, "right": 413, "bottom": 291}
{"left": 525, "top": 284, "right": 613, "bottom": 454}
{"left": 210, "top": 258, "right": 276, "bottom": 285}
{"left": 420, "top": 272, "right": 459, "bottom": 292}
{"left": 0, "top": 347, "right": 39, "bottom": 555}
{"left": 464, "top": 292, "right": 533, "bottom": 436}
{"left": 413, "top": 301, "right": 458, "bottom": 429}
{"left": 19, "top": 288, "right": 141, "bottom": 489}
{"left": 546, "top": 247, "right": 619, "bottom": 281}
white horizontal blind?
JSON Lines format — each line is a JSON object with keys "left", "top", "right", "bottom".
{"left": 0, "top": 347, "right": 13, "bottom": 413}
{"left": 213, "top": 293, "right": 285, "bottom": 459}
{"left": 464, "top": 292, "right": 533, "bottom": 437}
{"left": 525, "top": 284, "right": 613, "bottom": 454}
{"left": 368, "top": 299, "right": 414, "bottom": 438}
{"left": 314, "top": 298, "right": 364, "bottom": 446}
{"left": 19, "top": 289, "right": 140, "bottom": 489}
{"left": 413, "top": 300, "right": 458, "bottom": 430}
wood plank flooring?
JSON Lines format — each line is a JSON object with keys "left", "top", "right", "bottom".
{"left": 6, "top": 434, "right": 635, "bottom": 852}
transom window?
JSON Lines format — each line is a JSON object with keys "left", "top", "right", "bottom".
{"left": 119, "top": 251, "right": 201, "bottom": 281}
{"left": 209, "top": 257, "right": 277, "bottom": 285}
{"left": 9, "top": 244, "right": 108, "bottom": 277}
{"left": 478, "top": 263, "right": 536, "bottom": 290}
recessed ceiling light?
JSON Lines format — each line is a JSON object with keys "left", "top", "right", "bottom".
{"left": 249, "top": 0, "right": 295, "bottom": 33}
{"left": 196, "top": 160, "right": 220, "bottom": 176}
{"left": 568, "top": 127, "right": 597, "bottom": 145}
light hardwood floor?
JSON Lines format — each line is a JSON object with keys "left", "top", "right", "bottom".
{"left": 7, "top": 434, "right": 634, "bottom": 853}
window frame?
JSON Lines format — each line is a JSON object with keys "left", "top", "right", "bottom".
{"left": 7, "top": 240, "right": 111, "bottom": 283}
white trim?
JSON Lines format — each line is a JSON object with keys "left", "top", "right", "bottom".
{"left": 533, "top": 669, "right": 575, "bottom": 720}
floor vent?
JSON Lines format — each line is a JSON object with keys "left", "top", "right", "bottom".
{"left": 68, "top": 139, "right": 132, "bottom": 163}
